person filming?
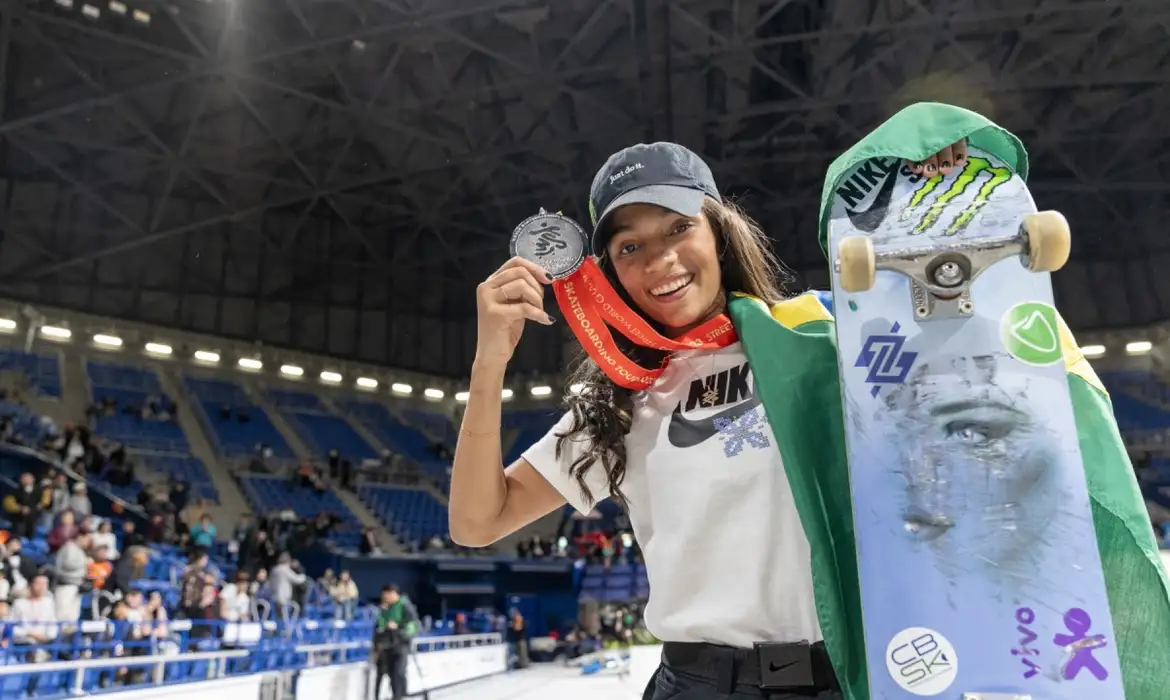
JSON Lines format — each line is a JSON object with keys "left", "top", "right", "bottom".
{"left": 373, "top": 584, "right": 420, "bottom": 700}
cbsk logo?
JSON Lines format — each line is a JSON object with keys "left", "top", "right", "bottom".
{"left": 609, "top": 163, "right": 644, "bottom": 185}
{"left": 901, "top": 156, "right": 1011, "bottom": 236}
{"left": 885, "top": 627, "right": 958, "bottom": 696}
{"left": 855, "top": 322, "right": 917, "bottom": 397}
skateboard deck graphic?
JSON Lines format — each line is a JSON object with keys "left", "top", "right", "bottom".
{"left": 827, "top": 149, "right": 1125, "bottom": 699}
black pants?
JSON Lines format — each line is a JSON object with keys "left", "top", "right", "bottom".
{"left": 644, "top": 642, "right": 844, "bottom": 700}
{"left": 644, "top": 665, "right": 844, "bottom": 700}
{"left": 375, "top": 648, "right": 408, "bottom": 699}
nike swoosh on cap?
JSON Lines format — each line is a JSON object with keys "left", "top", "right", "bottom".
{"left": 846, "top": 166, "right": 898, "bottom": 232}
{"left": 667, "top": 395, "right": 763, "bottom": 449}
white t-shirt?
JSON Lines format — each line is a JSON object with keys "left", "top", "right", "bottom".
{"left": 524, "top": 343, "right": 822, "bottom": 648}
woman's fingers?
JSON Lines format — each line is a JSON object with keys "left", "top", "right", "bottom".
{"left": 495, "top": 278, "right": 545, "bottom": 311}
{"left": 487, "top": 265, "right": 545, "bottom": 301}
{"left": 489, "top": 256, "right": 554, "bottom": 285}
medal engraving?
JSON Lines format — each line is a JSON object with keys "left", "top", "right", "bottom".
{"left": 509, "top": 209, "right": 587, "bottom": 280}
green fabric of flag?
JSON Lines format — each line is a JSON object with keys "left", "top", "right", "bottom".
{"left": 729, "top": 100, "right": 1170, "bottom": 700}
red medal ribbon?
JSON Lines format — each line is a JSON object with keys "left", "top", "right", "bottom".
{"left": 553, "top": 258, "right": 737, "bottom": 390}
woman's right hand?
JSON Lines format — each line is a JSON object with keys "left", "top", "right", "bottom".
{"left": 475, "top": 256, "right": 556, "bottom": 367}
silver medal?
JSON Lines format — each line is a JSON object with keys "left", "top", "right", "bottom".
{"left": 509, "top": 208, "right": 588, "bottom": 280}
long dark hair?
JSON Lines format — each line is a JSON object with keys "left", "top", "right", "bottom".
{"left": 554, "top": 197, "right": 791, "bottom": 509}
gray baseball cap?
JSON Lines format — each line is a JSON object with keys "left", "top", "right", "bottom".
{"left": 587, "top": 142, "right": 721, "bottom": 257}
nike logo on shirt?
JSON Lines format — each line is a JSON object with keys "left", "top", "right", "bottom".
{"left": 667, "top": 395, "right": 762, "bottom": 448}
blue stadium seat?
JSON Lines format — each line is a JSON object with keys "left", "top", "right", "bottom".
{"left": 337, "top": 400, "right": 449, "bottom": 480}
{"left": 269, "top": 389, "right": 376, "bottom": 461}
{"left": 357, "top": 485, "right": 448, "bottom": 543}
{"left": 185, "top": 378, "right": 293, "bottom": 458}
{"left": 0, "top": 349, "right": 61, "bottom": 398}
{"left": 502, "top": 409, "right": 559, "bottom": 464}
{"left": 237, "top": 475, "right": 361, "bottom": 550}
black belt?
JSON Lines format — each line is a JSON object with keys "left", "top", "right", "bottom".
{"left": 662, "top": 640, "right": 840, "bottom": 696}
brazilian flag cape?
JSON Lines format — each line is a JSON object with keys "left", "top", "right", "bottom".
{"left": 728, "top": 102, "right": 1170, "bottom": 700}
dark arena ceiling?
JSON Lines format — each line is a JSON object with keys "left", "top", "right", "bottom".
{"left": 0, "top": 0, "right": 1166, "bottom": 377}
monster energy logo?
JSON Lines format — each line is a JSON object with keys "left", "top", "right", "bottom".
{"left": 900, "top": 156, "right": 1011, "bottom": 236}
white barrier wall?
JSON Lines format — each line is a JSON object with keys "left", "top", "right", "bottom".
{"left": 297, "top": 663, "right": 367, "bottom": 700}
{"left": 406, "top": 643, "right": 508, "bottom": 695}
{"left": 87, "top": 675, "right": 266, "bottom": 700}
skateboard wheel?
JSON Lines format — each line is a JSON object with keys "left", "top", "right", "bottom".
{"left": 837, "top": 236, "right": 876, "bottom": 293}
{"left": 1022, "top": 211, "right": 1071, "bottom": 273}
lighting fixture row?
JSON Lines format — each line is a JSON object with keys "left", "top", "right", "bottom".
{"left": 9, "top": 320, "right": 567, "bottom": 401}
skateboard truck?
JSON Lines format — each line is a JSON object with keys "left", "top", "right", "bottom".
{"left": 835, "top": 211, "right": 1071, "bottom": 321}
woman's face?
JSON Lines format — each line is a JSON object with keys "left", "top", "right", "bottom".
{"left": 605, "top": 203, "right": 722, "bottom": 336}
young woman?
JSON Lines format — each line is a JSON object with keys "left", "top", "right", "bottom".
{"left": 449, "top": 137, "right": 966, "bottom": 700}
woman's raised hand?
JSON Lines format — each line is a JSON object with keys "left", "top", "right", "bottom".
{"left": 474, "top": 256, "right": 556, "bottom": 367}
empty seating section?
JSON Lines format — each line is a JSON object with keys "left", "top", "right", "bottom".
{"left": 503, "top": 409, "right": 560, "bottom": 464}
{"left": 185, "top": 377, "right": 293, "bottom": 458}
{"left": 1100, "top": 372, "right": 1170, "bottom": 431}
{"left": 238, "top": 475, "right": 361, "bottom": 550}
{"left": 359, "top": 485, "right": 447, "bottom": 543}
{"left": 402, "top": 409, "right": 456, "bottom": 445}
{"left": 0, "top": 349, "right": 61, "bottom": 397}
{"left": 87, "top": 362, "right": 188, "bottom": 454}
{"left": 135, "top": 455, "right": 219, "bottom": 503}
{"left": 338, "top": 400, "right": 448, "bottom": 479}
{"left": 268, "top": 389, "right": 376, "bottom": 460}
{"left": 578, "top": 562, "right": 649, "bottom": 603}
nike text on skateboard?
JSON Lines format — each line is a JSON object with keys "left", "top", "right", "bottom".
{"left": 827, "top": 149, "right": 1125, "bottom": 699}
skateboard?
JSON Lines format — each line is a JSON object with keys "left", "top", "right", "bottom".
{"left": 827, "top": 148, "right": 1125, "bottom": 699}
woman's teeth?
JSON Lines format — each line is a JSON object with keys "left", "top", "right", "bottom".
{"left": 651, "top": 274, "right": 694, "bottom": 297}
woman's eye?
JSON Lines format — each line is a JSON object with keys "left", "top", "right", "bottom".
{"left": 945, "top": 423, "right": 991, "bottom": 444}
{"left": 618, "top": 243, "right": 638, "bottom": 256}
{"left": 671, "top": 222, "right": 693, "bottom": 235}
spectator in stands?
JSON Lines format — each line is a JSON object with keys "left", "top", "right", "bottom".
{"left": 69, "top": 482, "right": 92, "bottom": 520}
{"left": 88, "top": 545, "right": 113, "bottom": 591}
{"left": 191, "top": 514, "right": 216, "bottom": 550}
{"left": 359, "top": 527, "right": 379, "bottom": 556}
{"left": 119, "top": 519, "right": 144, "bottom": 550}
{"left": 239, "top": 528, "right": 275, "bottom": 576}
{"left": 47, "top": 472, "right": 70, "bottom": 517}
{"left": 2, "top": 538, "right": 36, "bottom": 599}
{"left": 179, "top": 551, "right": 214, "bottom": 622}
{"left": 105, "top": 546, "right": 148, "bottom": 596}
{"left": 52, "top": 528, "right": 91, "bottom": 621}
{"left": 219, "top": 570, "right": 252, "bottom": 622}
{"left": 507, "top": 608, "right": 529, "bottom": 669}
{"left": 93, "top": 519, "right": 119, "bottom": 560}
{"left": 269, "top": 552, "right": 306, "bottom": 619}
{"left": 10, "top": 573, "right": 57, "bottom": 655}
{"left": 3, "top": 472, "right": 49, "bottom": 539}
{"left": 144, "top": 590, "right": 169, "bottom": 639}
{"left": 47, "top": 510, "right": 79, "bottom": 553}
{"left": 330, "top": 570, "right": 359, "bottom": 620}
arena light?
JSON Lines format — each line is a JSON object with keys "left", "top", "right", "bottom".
{"left": 132, "top": 9, "right": 150, "bottom": 25}
{"left": 1080, "top": 345, "right": 1106, "bottom": 359}
{"left": 569, "top": 383, "right": 584, "bottom": 395}
{"left": 501, "top": 389, "right": 514, "bottom": 400}
{"left": 280, "top": 364, "right": 304, "bottom": 378}
{"left": 320, "top": 371, "right": 342, "bottom": 384}
{"left": 93, "top": 334, "right": 123, "bottom": 348}
{"left": 237, "top": 357, "right": 263, "bottom": 371}
{"left": 41, "top": 325, "right": 72, "bottom": 341}
{"left": 0, "top": 318, "right": 16, "bottom": 332}
{"left": 1126, "top": 341, "right": 1153, "bottom": 355}
{"left": 356, "top": 377, "right": 378, "bottom": 390}
{"left": 455, "top": 391, "right": 469, "bottom": 402}
{"left": 391, "top": 383, "right": 413, "bottom": 396}
{"left": 108, "top": 0, "right": 126, "bottom": 14}
{"left": 530, "top": 385, "right": 552, "bottom": 397}
{"left": 81, "top": 4, "right": 100, "bottom": 19}
{"left": 193, "top": 350, "right": 220, "bottom": 364}
{"left": 145, "top": 342, "right": 172, "bottom": 356}
{"left": 423, "top": 388, "right": 444, "bottom": 400}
